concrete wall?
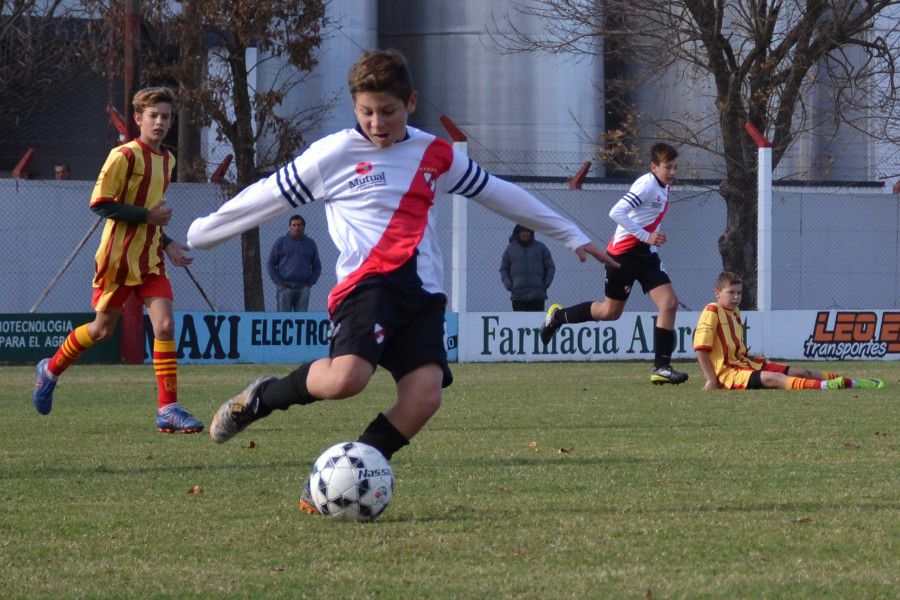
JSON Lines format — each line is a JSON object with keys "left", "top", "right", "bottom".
{"left": 1, "top": 179, "right": 896, "bottom": 314}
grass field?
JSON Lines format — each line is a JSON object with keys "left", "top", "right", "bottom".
{"left": 1, "top": 361, "right": 897, "bottom": 598}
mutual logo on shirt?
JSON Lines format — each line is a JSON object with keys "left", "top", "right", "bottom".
{"left": 348, "top": 169, "right": 387, "bottom": 191}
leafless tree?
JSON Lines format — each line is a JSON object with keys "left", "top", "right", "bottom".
{"left": 495, "top": 1, "right": 900, "bottom": 308}
{"left": 0, "top": 1, "right": 86, "bottom": 125}
{"left": 80, "top": 0, "right": 332, "bottom": 311}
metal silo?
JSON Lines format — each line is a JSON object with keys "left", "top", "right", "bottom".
{"left": 255, "top": 0, "right": 378, "bottom": 157}
{"left": 378, "top": 0, "right": 604, "bottom": 178}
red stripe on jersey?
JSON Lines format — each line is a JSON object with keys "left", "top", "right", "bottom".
{"left": 91, "top": 146, "right": 135, "bottom": 207}
{"left": 723, "top": 309, "right": 746, "bottom": 361}
{"left": 326, "top": 139, "right": 454, "bottom": 315}
{"left": 114, "top": 146, "right": 153, "bottom": 284}
{"left": 606, "top": 192, "right": 669, "bottom": 254}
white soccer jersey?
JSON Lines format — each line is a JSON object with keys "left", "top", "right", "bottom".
{"left": 606, "top": 172, "right": 670, "bottom": 255}
{"left": 188, "top": 125, "right": 591, "bottom": 314}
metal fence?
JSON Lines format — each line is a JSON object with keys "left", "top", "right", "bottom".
{"left": 0, "top": 177, "right": 896, "bottom": 315}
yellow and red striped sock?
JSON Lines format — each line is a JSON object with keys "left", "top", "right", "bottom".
{"left": 786, "top": 376, "right": 821, "bottom": 390}
{"left": 153, "top": 339, "right": 178, "bottom": 409}
{"left": 47, "top": 325, "right": 96, "bottom": 377}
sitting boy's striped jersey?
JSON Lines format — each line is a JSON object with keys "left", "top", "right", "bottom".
{"left": 693, "top": 302, "right": 764, "bottom": 388}
{"left": 606, "top": 172, "right": 669, "bottom": 255}
{"left": 90, "top": 139, "right": 174, "bottom": 289}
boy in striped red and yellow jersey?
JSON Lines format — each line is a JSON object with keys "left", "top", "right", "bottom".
{"left": 693, "top": 271, "right": 884, "bottom": 391}
{"left": 33, "top": 86, "right": 204, "bottom": 433}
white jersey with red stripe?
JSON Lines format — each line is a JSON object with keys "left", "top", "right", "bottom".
{"left": 606, "top": 173, "right": 670, "bottom": 255}
{"left": 187, "top": 125, "right": 591, "bottom": 314}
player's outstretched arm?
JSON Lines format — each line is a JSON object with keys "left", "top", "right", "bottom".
{"left": 575, "top": 242, "right": 620, "bottom": 267}
{"left": 472, "top": 177, "right": 618, "bottom": 267}
{"left": 187, "top": 179, "right": 291, "bottom": 250}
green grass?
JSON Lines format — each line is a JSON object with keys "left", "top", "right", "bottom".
{"left": 1, "top": 361, "right": 898, "bottom": 599}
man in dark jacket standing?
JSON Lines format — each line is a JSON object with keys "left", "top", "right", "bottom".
{"left": 500, "top": 224, "right": 556, "bottom": 311}
{"left": 268, "top": 215, "right": 322, "bottom": 311}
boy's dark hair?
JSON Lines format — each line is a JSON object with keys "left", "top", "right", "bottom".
{"left": 348, "top": 50, "right": 414, "bottom": 104}
{"left": 650, "top": 143, "right": 678, "bottom": 165}
{"left": 133, "top": 86, "right": 177, "bottom": 114}
{"left": 289, "top": 215, "right": 305, "bottom": 226}
{"left": 715, "top": 271, "right": 742, "bottom": 290}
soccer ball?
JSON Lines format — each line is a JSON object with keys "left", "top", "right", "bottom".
{"left": 308, "top": 442, "right": 394, "bottom": 522}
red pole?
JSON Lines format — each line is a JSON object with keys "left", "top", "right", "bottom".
{"left": 120, "top": 0, "right": 144, "bottom": 364}
{"left": 568, "top": 161, "right": 591, "bottom": 189}
{"left": 11, "top": 148, "right": 35, "bottom": 179}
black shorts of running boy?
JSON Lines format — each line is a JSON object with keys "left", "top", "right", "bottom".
{"left": 329, "top": 285, "right": 453, "bottom": 388}
{"left": 604, "top": 250, "right": 672, "bottom": 301}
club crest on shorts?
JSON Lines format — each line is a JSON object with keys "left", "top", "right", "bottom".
{"left": 373, "top": 323, "right": 386, "bottom": 344}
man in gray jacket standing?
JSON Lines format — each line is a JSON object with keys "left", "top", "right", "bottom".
{"left": 500, "top": 224, "right": 556, "bottom": 311}
{"left": 268, "top": 215, "right": 322, "bottom": 311}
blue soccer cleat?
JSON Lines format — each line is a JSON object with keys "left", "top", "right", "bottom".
{"left": 33, "top": 358, "right": 57, "bottom": 415}
{"left": 157, "top": 404, "right": 204, "bottom": 434}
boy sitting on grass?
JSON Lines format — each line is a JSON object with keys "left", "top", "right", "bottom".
{"left": 693, "top": 271, "right": 884, "bottom": 391}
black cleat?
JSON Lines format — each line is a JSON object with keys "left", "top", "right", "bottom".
{"left": 540, "top": 303, "right": 564, "bottom": 345}
{"left": 650, "top": 365, "right": 689, "bottom": 385}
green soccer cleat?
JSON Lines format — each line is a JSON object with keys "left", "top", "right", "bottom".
{"left": 853, "top": 378, "right": 885, "bottom": 389}
{"left": 825, "top": 377, "right": 848, "bottom": 390}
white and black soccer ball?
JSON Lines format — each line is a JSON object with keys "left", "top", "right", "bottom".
{"left": 308, "top": 442, "right": 394, "bottom": 522}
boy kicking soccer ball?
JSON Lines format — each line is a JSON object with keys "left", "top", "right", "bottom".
{"left": 186, "top": 50, "right": 618, "bottom": 514}
{"left": 32, "top": 86, "right": 204, "bottom": 433}
{"left": 694, "top": 271, "right": 884, "bottom": 391}
{"left": 540, "top": 143, "right": 688, "bottom": 385}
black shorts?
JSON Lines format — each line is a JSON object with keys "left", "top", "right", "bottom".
{"left": 604, "top": 251, "right": 671, "bottom": 301}
{"left": 329, "top": 285, "right": 453, "bottom": 388}
{"left": 747, "top": 364, "right": 791, "bottom": 390}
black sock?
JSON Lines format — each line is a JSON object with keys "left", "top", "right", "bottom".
{"left": 357, "top": 413, "right": 409, "bottom": 461}
{"left": 653, "top": 326, "right": 675, "bottom": 368}
{"left": 558, "top": 301, "right": 594, "bottom": 324}
{"left": 258, "top": 362, "right": 321, "bottom": 412}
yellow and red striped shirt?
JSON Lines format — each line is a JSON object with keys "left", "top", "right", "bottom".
{"left": 90, "top": 139, "right": 175, "bottom": 288}
{"left": 693, "top": 302, "right": 764, "bottom": 388}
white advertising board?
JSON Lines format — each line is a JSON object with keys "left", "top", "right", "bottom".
{"left": 459, "top": 310, "right": 900, "bottom": 362}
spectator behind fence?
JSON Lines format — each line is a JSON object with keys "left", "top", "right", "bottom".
{"left": 267, "top": 214, "right": 321, "bottom": 311}
{"left": 54, "top": 163, "right": 71, "bottom": 180}
{"left": 499, "top": 224, "right": 555, "bottom": 312}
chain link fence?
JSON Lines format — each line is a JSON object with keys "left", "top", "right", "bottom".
{"left": 0, "top": 175, "right": 896, "bottom": 315}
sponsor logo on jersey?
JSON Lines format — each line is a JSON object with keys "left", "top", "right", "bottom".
{"left": 348, "top": 170, "right": 387, "bottom": 191}
{"left": 355, "top": 162, "right": 373, "bottom": 176}
{"left": 803, "top": 311, "right": 899, "bottom": 359}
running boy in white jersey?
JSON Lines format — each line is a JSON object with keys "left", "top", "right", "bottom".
{"left": 186, "top": 50, "right": 617, "bottom": 514}
{"left": 540, "top": 143, "right": 689, "bottom": 385}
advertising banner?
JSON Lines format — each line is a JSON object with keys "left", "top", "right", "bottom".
{"left": 143, "top": 311, "right": 459, "bottom": 364}
{"left": 0, "top": 313, "right": 121, "bottom": 364}
{"left": 458, "top": 310, "right": 900, "bottom": 362}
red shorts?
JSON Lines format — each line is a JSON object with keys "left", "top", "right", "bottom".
{"left": 92, "top": 273, "right": 173, "bottom": 311}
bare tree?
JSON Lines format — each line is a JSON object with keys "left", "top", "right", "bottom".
{"left": 0, "top": 1, "right": 86, "bottom": 126}
{"left": 496, "top": 1, "right": 900, "bottom": 308}
{"left": 80, "top": 0, "right": 332, "bottom": 310}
